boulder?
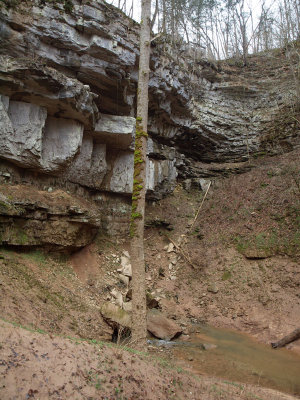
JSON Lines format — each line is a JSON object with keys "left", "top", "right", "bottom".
{"left": 125, "top": 290, "right": 159, "bottom": 309}
{"left": 147, "top": 310, "right": 182, "bottom": 340}
{"left": 122, "top": 301, "right": 132, "bottom": 312}
{"left": 199, "top": 178, "right": 211, "bottom": 192}
{"left": 167, "top": 243, "right": 175, "bottom": 253}
{"left": 207, "top": 284, "right": 219, "bottom": 294}
{"left": 100, "top": 302, "right": 181, "bottom": 341}
{"left": 118, "top": 273, "right": 129, "bottom": 286}
{"left": 117, "top": 254, "right": 132, "bottom": 277}
{"left": 201, "top": 343, "right": 217, "bottom": 350}
{"left": 243, "top": 248, "right": 271, "bottom": 259}
{"left": 100, "top": 302, "right": 131, "bottom": 329}
{"left": 183, "top": 179, "right": 192, "bottom": 191}
{"left": 110, "top": 289, "right": 124, "bottom": 308}
{"left": 146, "top": 292, "right": 160, "bottom": 309}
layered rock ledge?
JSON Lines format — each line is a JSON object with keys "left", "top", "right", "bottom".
{"left": 0, "top": 0, "right": 299, "bottom": 247}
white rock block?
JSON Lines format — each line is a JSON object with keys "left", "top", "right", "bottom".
{"left": 122, "top": 301, "right": 132, "bottom": 312}
{"left": 0, "top": 99, "right": 47, "bottom": 167}
{"left": 66, "top": 133, "right": 107, "bottom": 188}
{"left": 167, "top": 243, "right": 175, "bottom": 253}
{"left": 118, "top": 273, "right": 129, "bottom": 286}
{"left": 94, "top": 114, "right": 135, "bottom": 150}
{"left": 41, "top": 116, "right": 84, "bottom": 172}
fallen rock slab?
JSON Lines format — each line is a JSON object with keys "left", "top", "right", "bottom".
{"left": 100, "top": 302, "right": 131, "bottom": 329}
{"left": 147, "top": 310, "right": 182, "bottom": 340}
{"left": 201, "top": 343, "right": 217, "bottom": 350}
{"left": 244, "top": 249, "right": 271, "bottom": 259}
{"left": 101, "top": 304, "right": 181, "bottom": 341}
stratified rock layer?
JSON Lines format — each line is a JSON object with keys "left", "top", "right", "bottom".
{"left": 0, "top": 185, "right": 100, "bottom": 250}
{"left": 0, "top": 0, "right": 299, "bottom": 247}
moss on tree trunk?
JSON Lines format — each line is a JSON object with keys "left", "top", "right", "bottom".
{"left": 130, "top": 0, "right": 152, "bottom": 351}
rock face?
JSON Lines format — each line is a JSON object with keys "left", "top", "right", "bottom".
{"left": 66, "top": 136, "right": 107, "bottom": 189}
{"left": 0, "top": 0, "right": 298, "bottom": 246}
{"left": 0, "top": 96, "right": 84, "bottom": 172}
{"left": 94, "top": 115, "right": 136, "bottom": 150}
{"left": 42, "top": 117, "right": 84, "bottom": 173}
{"left": 0, "top": 69, "right": 176, "bottom": 198}
{"left": 0, "top": 185, "right": 100, "bottom": 250}
{"left": 0, "top": 97, "right": 47, "bottom": 168}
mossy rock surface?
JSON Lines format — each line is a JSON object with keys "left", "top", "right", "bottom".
{"left": 100, "top": 302, "right": 131, "bottom": 329}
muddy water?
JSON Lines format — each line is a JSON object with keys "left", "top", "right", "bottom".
{"left": 170, "top": 325, "right": 300, "bottom": 396}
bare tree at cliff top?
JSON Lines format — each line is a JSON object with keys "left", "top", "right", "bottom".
{"left": 130, "top": 0, "right": 151, "bottom": 350}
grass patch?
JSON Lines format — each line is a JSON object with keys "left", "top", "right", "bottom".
{"left": 223, "top": 380, "right": 244, "bottom": 389}
{"left": 0, "top": 317, "right": 47, "bottom": 334}
{"left": 222, "top": 269, "right": 232, "bottom": 281}
{"left": 234, "top": 228, "right": 300, "bottom": 257}
{"left": 22, "top": 250, "right": 48, "bottom": 265}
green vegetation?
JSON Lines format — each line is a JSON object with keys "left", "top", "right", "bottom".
{"left": 0, "top": 318, "right": 47, "bottom": 334}
{"left": 130, "top": 117, "right": 148, "bottom": 237}
{"left": 86, "top": 369, "right": 103, "bottom": 390}
{"left": 234, "top": 228, "right": 300, "bottom": 257}
{"left": 222, "top": 269, "right": 232, "bottom": 281}
{"left": 17, "top": 230, "right": 28, "bottom": 245}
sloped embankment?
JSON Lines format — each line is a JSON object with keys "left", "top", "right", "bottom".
{"left": 0, "top": 319, "right": 297, "bottom": 400}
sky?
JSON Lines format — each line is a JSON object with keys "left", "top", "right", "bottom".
{"left": 105, "top": 0, "right": 142, "bottom": 22}
{"left": 105, "top": 0, "right": 274, "bottom": 25}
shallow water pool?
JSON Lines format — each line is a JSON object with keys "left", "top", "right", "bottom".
{"left": 171, "top": 325, "right": 300, "bottom": 396}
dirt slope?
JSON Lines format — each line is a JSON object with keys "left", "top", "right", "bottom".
{"left": 143, "top": 149, "right": 300, "bottom": 350}
{"left": 0, "top": 319, "right": 297, "bottom": 400}
{"left": 0, "top": 248, "right": 112, "bottom": 341}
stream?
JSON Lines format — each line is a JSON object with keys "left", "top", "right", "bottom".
{"left": 149, "top": 325, "right": 300, "bottom": 397}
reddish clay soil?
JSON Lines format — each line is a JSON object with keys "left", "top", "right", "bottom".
{"left": 0, "top": 320, "right": 297, "bottom": 400}
{"left": 142, "top": 149, "right": 300, "bottom": 352}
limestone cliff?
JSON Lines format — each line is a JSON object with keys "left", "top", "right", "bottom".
{"left": 0, "top": 0, "right": 299, "bottom": 249}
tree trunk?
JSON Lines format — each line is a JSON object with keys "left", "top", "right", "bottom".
{"left": 271, "top": 328, "right": 300, "bottom": 349}
{"left": 130, "top": 0, "right": 151, "bottom": 351}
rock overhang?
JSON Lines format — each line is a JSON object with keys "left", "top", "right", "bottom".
{"left": 0, "top": 0, "right": 299, "bottom": 247}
